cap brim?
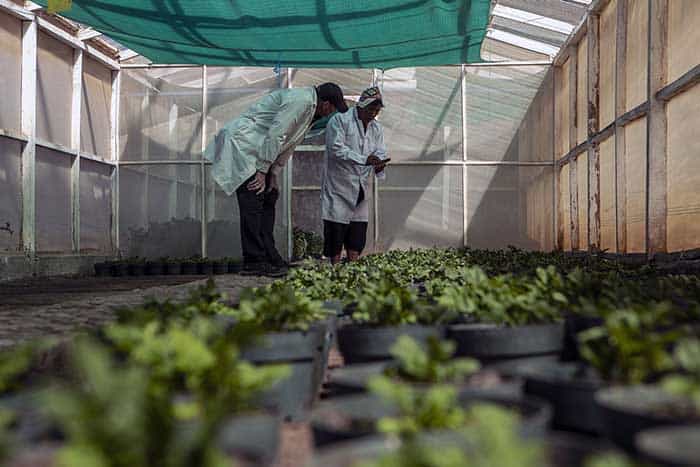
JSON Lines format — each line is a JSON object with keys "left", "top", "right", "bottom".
{"left": 357, "top": 97, "right": 383, "bottom": 109}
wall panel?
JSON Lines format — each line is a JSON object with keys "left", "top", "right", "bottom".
{"left": 558, "top": 164, "right": 571, "bottom": 250}
{"left": 599, "top": 136, "right": 616, "bottom": 252}
{"left": 625, "top": 117, "right": 646, "bottom": 253}
{"left": 667, "top": 85, "right": 700, "bottom": 252}
{"left": 81, "top": 58, "right": 112, "bottom": 157}
{"left": 554, "top": 59, "right": 571, "bottom": 158}
{"left": 576, "top": 36, "right": 588, "bottom": 145}
{"left": 0, "top": 138, "right": 22, "bottom": 253}
{"left": 599, "top": 0, "right": 617, "bottom": 128}
{"left": 36, "top": 32, "right": 73, "bottom": 147}
{"left": 626, "top": 0, "right": 648, "bottom": 111}
{"left": 577, "top": 153, "right": 589, "bottom": 250}
{"left": 668, "top": 0, "right": 700, "bottom": 84}
{"left": 80, "top": 159, "right": 112, "bottom": 252}
{"left": 35, "top": 148, "right": 72, "bottom": 253}
{"left": 0, "top": 12, "right": 22, "bottom": 131}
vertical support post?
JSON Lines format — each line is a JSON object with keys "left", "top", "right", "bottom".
{"left": 568, "top": 47, "right": 580, "bottom": 249}
{"left": 285, "top": 67, "right": 293, "bottom": 260}
{"left": 373, "top": 68, "right": 381, "bottom": 249}
{"left": 461, "top": 64, "right": 468, "bottom": 248}
{"left": 646, "top": 0, "right": 668, "bottom": 256}
{"left": 20, "top": 19, "right": 37, "bottom": 256}
{"left": 441, "top": 126, "right": 451, "bottom": 230}
{"left": 615, "top": 0, "right": 629, "bottom": 253}
{"left": 200, "top": 65, "right": 208, "bottom": 258}
{"left": 71, "top": 48, "right": 83, "bottom": 253}
{"left": 587, "top": 13, "right": 601, "bottom": 251}
{"left": 167, "top": 104, "right": 178, "bottom": 221}
{"left": 554, "top": 67, "right": 565, "bottom": 250}
{"left": 110, "top": 70, "right": 121, "bottom": 254}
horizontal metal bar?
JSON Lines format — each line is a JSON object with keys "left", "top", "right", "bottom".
{"left": 656, "top": 64, "right": 700, "bottom": 102}
{"left": 117, "top": 159, "right": 209, "bottom": 166}
{"left": 292, "top": 186, "right": 321, "bottom": 191}
{"left": 463, "top": 160, "right": 554, "bottom": 166}
{"left": 389, "top": 160, "right": 465, "bottom": 166}
{"left": 464, "top": 60, "right": 552, "bottom": 67}
{"left": 618, "top": 101, "right": 649, "bottom": 126}
{"left": 0, "top": 128, "right": 28, "bottom": 143}
{"left": 79, "top": 152, "right": 116, "bottom": 166}
{"left": 120, "top": 63, "right": 204, "bottom": 69}
{"left": 36, "top": 139, "right": 78, "bottom": 156}
{"left": 591, "top": 121, "right": 615, "bottom": 144}
{"left": 0, "top": 0, "right": 34, "bottom": 20}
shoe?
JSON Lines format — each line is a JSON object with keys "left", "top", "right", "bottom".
{"left": 239, "top": 262, "right": 266, "bottom": 276}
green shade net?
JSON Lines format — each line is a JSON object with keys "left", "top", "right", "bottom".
{"left": 35, "top": 0, "right": 490, "bottom": 68}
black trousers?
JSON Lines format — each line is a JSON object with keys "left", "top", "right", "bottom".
{"left": 236, "top": 174, "right": 284, "bottom": 265}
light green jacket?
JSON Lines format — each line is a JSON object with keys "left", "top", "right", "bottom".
{"left": 204, "top": 87, "right": 317, "bottom": 195}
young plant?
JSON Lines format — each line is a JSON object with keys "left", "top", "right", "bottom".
{"left": 385, "top": 336, "right": 480, "bottom": 384}
{"left": 233, "top": 282, "right": 329, "bottom": 332}
{"left": 351, "top": 279, "right": 442, "bottom": 326}
{"left": 578, "top": 302, "right": 689, "bottom": 384}
{"left": 659, "top": 338, "right": 700, "bottom": 413}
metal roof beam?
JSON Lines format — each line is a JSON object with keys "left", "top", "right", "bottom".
{"left": 492, "top": 5, "right": 574, "bottom": 35}
{"left": 486, "top": 29, "right": 560, "bottom": 57}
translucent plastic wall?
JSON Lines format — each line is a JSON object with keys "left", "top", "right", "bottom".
{"left": 0, "top": 9, "right": 114, "bottom": 258}
{"left": 118, "top": 67, "right": 290, "bottom": 260}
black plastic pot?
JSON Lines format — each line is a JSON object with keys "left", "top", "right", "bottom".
{"left": 111, "top": 262, "right": 129, "bottom": 277}
{"left": 545, "top": 432, "right": 621, "bottom": 467}
{"left": 327, "top": 362, "right": 387, "bottom": 396}
{"left": 128, "top": 263, "right": 145, "bottom": 276}
{"left": 216, "top": 413, "right": 280, "bottom": 467}
{"left": 145, "top": 261, "right": 165, "bottom": 276}
{"left": 562, "top": 313, "right": 603, "bottom": 361}
{"left": 242, "top": 327, "right": 325, "bottom": 422}
{"left": 595, "top": 386, "right": 700, "bottom": 453}
{"left": 337, "top": 324, "right": 442, "bottom": 364}
{"left": 519, "top": 361, "right": 605, "bottom": 434}
{"left": 311, "top": 388, "right": 551, "bottom": 447}
{"left": 181, "top": 262, "right": 199, "bottom": 275}
{"left": 165, "top": 262, "right": 182, "bottom": 275}
{"left": 228, "top": 262, "right": 242, "bottom": 274}
{"left": 446, "top": 322, "right": 564, "bottom": 363}
{"left": 213, "top": 262, "right": 227, "bottom": 275}
{"left": 94, "top": 262, "right": 111, "bottom": 277}
{"left": 312, "top": 317, "right": 337, "bottom": 398}
{"left": 636, "top": 425, "right": 700, "bottom": 467}
{"left": 199, "top": 262, "right": 214, "bottom": 275}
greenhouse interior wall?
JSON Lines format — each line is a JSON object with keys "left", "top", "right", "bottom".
{"left": 1, "top": 0, "right": 699, "bottom": 280}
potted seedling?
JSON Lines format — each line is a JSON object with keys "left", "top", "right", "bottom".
{"left": 227, "top": 283, "right": 334, "bottom": 421}
{"left": 198, "top": 257, "right": 215, "bottom": 276}
{"left": 329, "top": 335, "right": 481, "bottom": 395}
{"left": 436, "top": 266, "right": 566, "bottom": 364}
{"left": 180, "top": 256, "right": 200, "bottom": 275}
{"left": 111, "top": 259, "right": 130, "bottom": 277}
{"left": 145, "top": 257, "right": 167, "bottom": 276}
{"left": 336, "top": 279, "right": 446, "bottom": 364}
{"left": 212, "top": 258, "right": 227, "bottom": 275}
{"left": 127, "top": 257, "right": 146, "bottom": 276}
{"left": 165, "top": 257, "right": 183, "bottom": 275}
{"left": 94, "top": 260, "right": 112, "bottom": 277}
{"left": 595, "top": 337, "right": 700, "bottom": 453}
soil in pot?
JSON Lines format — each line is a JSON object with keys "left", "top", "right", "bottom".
{"left": 94, "top": 262, "right": 111, "bottom": 277}
{"left": 310, "top": 388, "right": 551, "bottom": 447}
{"left": 199, "top": 262, "right": 214, "bottom": 275}
{"left": 242, "top": 327, "right": 324, "bottom": 422}
{"left": 517, "top": 361, "right": 605, "bottom": 434}
{"left": 165, "top": 262, "right": 182, "bottom": 275}
{"left": 111, "top": 262, "right": 129, "bottom": 277}
{"left": 181, "top": 261, "right": 199, "bottom": 275}
{"left": 213, "top": 262, "right": 227, "bottom": 275}
{"left": 595, "top": 385, "right": 700, "bottom": 453}
{"left": 336, "top": 325, "right": 442, "bottom": 364}
{"left": 446, "top": 322, "right": 564, "bottom": 364}
{"left": 146, "top": 261, "right": 165, "bottom": 275}
{"left": 128, "top": 263, "right": 145, "bottom": 276}
{"left": 636, "top": 425, "right": 700, "bottom": 467}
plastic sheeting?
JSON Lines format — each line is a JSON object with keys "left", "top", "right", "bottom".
{"left": 380, "top": 67, "right": 463, "bottom": 162}
{"left": 0, "top": 138, "right": 22, "bottom": 253}
{"left": 378, "top": 166, "right": 463, "bottom": 250}
{"left": 0, "top": 13, "right": 21, "bottom": 131}
{"left": 33, "top": 0, "right": 490, "bottom": 68}
{"left": 119, "top": 68, "right": 203, "bottom": 161}
{"left": 80, "top": 159, "right": 112, "bottom": 253}
{"left": 81, "top": 58, "right": 112, "bottom": 157}
{"left": 36, "top": 148, "right": 73, "bottom": 253}
{"left": 468, "top": 165, "right": 553, "bottom": 250}
{"left": 119, "top": 165, "right": 202, "bottom": 259}
{"left": 36, "top": 32, "right": 73, "bottom": 147}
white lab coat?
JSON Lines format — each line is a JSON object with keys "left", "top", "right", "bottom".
{"left": 321, "top": 107, "right": 387, "bottom": 224}
{"left": 204, "top": 87, "right": 317, "bottom": 195}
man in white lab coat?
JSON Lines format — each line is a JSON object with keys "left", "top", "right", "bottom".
{"left": 205, "top": 83, "right": 348, "bottom": 276}
{"left": 321, "top": 86, "right": 389, "bottom": 264}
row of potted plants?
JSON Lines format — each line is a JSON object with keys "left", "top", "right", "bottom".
{"left": 94, "top": 257, "right": 242, "bottom": 277}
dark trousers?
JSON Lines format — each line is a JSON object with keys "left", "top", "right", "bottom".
{"left": 236, "top": 175, "right": 283, "bottom": 265}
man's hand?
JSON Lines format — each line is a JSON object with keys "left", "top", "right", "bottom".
{"left": 365, "top": 155, "right": 383, "bottom": 166}
{"left": 247, "top": 171, "right": 266, "bottom": 194}
{"left": 266, "top": 172, "right": 279, "bottom": 193}
{"left": 374, "top": 162, "right": 388, "bottom": 174}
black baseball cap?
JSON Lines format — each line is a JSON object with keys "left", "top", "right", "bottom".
{"left": 317, "top": 82, "right": 349, "bottom": 113}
